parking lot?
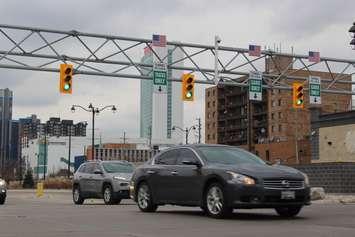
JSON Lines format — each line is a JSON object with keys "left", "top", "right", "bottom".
{"left": 1, "top": 190, "right": 355, "bottom": 237}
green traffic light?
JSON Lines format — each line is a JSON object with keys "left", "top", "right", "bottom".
{"left": 296, "top": 99, "right": 303, "bottom": 105}
{"left": 186, "top": 91, "right": 193, "bottom": 98}
{"left": 64, "top": 83, "right": 71, "bottom": 91}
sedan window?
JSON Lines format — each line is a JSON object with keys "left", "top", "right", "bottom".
{"left": 155, "top": 150, "right": 177, "bottom": 165}
{"left": 199, "top": 147, "right": 266, "bottom": 165}
{"left": 102, "top": 162, "right": 134, "bottom": 173}
{"left": 177, "top": 148, "right": 199, "bottom": 165}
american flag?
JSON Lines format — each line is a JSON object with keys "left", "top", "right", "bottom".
{"left": 308, "top": 51, "right": 320, "bottom": 63}
{"left": 248, "top": 45, "right": 261, "bottom": 57}
{"left": 152, "top": 34, "right": 167, "bottom": 47}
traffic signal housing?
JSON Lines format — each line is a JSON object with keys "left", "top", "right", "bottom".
{"left": 60, "top": 64, "right": 73, "bottom": 94}
{"left": 182, "top": 73, "right": 195, "bottom": 101}
{"left": 293, "top": 82, "right": 304, "bottom": 109}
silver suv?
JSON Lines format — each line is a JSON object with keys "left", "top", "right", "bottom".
{"left": 0, "top": 178, "right": 6, "bottom": 205}
{"left": 72, "top": 160, "right": 134, "bottom": 205}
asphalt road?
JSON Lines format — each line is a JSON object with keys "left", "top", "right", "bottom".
{"left": 0, "top": 190, "right": 355, "bottom": 237}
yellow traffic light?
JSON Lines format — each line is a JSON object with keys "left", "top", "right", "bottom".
{"left": 293, "top": 82, "right": 304, "bottom": 109}
{"left": 182, "top": 73, "right": 195, "bottom": 101}
{"left": 60, "top": 64, "right": 73, "bottom": 94}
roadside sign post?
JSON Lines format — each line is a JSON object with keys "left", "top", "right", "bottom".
{"left": 309, "top": 76, "right": 321, "bottom": 105}
{"left": 153, "top": 62, "right": 167, "bottom": 93}
{"left": 249, "top": 71, "right": 263, "bottom": 101}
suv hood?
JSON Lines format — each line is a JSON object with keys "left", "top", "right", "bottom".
{"left": 107, "top": 172, "right": 132, "bottom": 181}
{"left": 213, "top": 163, "right": 303, "bottom": 180}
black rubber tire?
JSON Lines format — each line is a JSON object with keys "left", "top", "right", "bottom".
{"left": 275, "top": 206, "right": 302, "bottom": 218}
{"left": 136, "top": 183, "right": 158, "bottom": 212}
{"left": 0, "top": 196, "right": 5, "bottom": 205}
{"left": 72, "top": 185, "right": 84, "bottom": 205}
{"left": 103, "top": 185, "right": 116, "bottom": 205}
{"left": 203, "top": 182, "right": 233, "bottom": 219}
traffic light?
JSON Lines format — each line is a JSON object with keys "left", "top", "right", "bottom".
{"left": 293, "top": 82, "right": 304, "bottom": 109}
{"left": 182, "top": 73, "right": 195, "bottom": 101}
{"left": 60, "top": 64, "right": 73, "bottom": 94}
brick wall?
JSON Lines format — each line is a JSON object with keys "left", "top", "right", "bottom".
{"left": 292, "top": 162, "right": 355, "bottom": 193}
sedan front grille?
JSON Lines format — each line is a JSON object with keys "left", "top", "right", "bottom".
{"left": 263, "top": 179, "right": 304, "bottom": 190}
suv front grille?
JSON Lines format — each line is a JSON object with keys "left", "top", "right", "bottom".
{"left": 263, "top": 179, "right": 304, "bottom": 190}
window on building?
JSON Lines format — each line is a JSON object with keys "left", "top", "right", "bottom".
{"left": 207, "top": 134, "right": 210, "bottom": 140}
{"left": 207, "top": 123, "right": 210, "bottom": 129}
{"left": 272, "top": 125, "right": 275, "bottom": 132}
{"left": 207, "top": 91, "right": 210, "bottom": 97}
{"left": 212, "top": 90, "right": 215, "bottom": 96}
{"left": 272, "top": 100, "right": 276, "bottom": 107}
{"left": 208, "top": 113, "right": 211, "bottom": 119}
{"left": 271, "top": 113, "right": 274, "bottom": 120}
{"left": 212, "top": 112, "right": 215, "bottom": 118}
{"left": 207, "top": 102, "right": 210, "bottom": 108}
{"left": 279, "top": 124, "right": 282, "bottom": 132}
{"left": 278, "top": 99, "right": 282, "bottom": 106}
{"left": 213, "top": 101, "right": 215, "bottom": 107}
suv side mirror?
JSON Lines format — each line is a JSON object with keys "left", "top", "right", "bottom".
{"left": 182, "top": 160, "right": 202, "bottom": 168}
{"left": 94, "top": 169, "right": 103, "bottom": 175}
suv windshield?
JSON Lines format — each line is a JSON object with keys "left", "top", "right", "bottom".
{"left": 199, "top": 146, "right": 266, "bottom": 165}
{"left": 102, "top": 162, "right": 134, "bottom": 173}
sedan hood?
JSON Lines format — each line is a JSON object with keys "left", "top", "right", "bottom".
{"left": 214, "top": 163, "right": 303, "bottom": 180}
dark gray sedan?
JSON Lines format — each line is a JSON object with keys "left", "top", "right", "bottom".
{"left": 130, "top": 145, "right": 310, "bottom": 218}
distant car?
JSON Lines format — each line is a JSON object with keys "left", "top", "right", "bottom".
{"left": 0, "top": 178, "right": 6, "bottom": 205}
{"left": 72, "top": 160, "right": 134, "bottom": 205}
{"left": 130, "top": 145, "right": 311, "bottom": 218}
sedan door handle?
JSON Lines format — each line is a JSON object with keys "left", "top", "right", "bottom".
{"left": 171, "top": 171, "right": 178, "bottom": 175}
{"left": 147, "top": 170, "right": 156, "bottom": 174}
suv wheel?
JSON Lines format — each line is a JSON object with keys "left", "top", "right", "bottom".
{"left": 275, "top": 206, "right": 302, "bottom": 217}
{"left": 137, "top": 183, "right": 158, "bottom": 212}
{"left": 73, "top": 185, "right": 84, "bottom": 205}
{"left": 204, "top": 183, "right": 233, "bottom": 219}
{"left": 103, "top": 185, "right": 117, "bottom": 205}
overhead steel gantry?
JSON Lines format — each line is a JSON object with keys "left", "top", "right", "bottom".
{"left": 0, "top": 24, "right": 354, "bottom": 94}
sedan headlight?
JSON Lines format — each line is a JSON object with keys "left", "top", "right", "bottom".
{"left": 226, "top": 171, "right": 255, "bottom": 185}
{"left": 301, "top": 172, "right": 310, "bottom": 186}
{"left": 0, "top": 179, "right": 5, "bottom": 187}
{"left": 113, "top": 176, "right": 127, "bottom": 181}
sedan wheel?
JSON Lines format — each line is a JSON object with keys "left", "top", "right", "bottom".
{"left": 205, "top": 183, "right": 232, "bottom": 218}
{"left": 137, "top": 183, "right": 158, "bottom": 212}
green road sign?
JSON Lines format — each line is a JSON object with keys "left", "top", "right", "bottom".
{"left": 153, "top": 70, "right": 167, "bottom": 85}
{"left": 249, "top": 71, "right": 263, "bottom": 101}
{"left": 309, "top": 76, "right": 321, "bottom": 104}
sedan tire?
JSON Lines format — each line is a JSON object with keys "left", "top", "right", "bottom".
{"left": 103, "top": 185, "right": 118, "bottom": 205}
{"left": 204, "top": 183, "right": 233, "bottom": 219}
{"left": 137, "top": 183, "right": 158, "bottom": 212}
{"left": 275, "top": 206, "right": 302, "bottom": 218}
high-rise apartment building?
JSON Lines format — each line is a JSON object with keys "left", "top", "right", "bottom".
{"left": 205, "top": 56, "right": 352, "bottom": 163}
{"left": 140, "top": 45, "right": 184, "bottom": 145}
{"left": 0, "top": 88, "right": 13, "bottom": 175}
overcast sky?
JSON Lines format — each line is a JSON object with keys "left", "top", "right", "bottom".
{"left": 0, "top": 0, "right": 354, "bottom": 143}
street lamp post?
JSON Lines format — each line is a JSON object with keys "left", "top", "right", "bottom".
{"left": 172, "top": 126, "right": 196, "bottom": 144}
{"left": 71, "top": 103, "right": 117, "bottom": 160}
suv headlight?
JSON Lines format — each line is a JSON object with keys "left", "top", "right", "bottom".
{"left": 301, "top": 172, "right": 310, "bottom": 186}
{"left": 226, "top": 171, "right": 255, "bottom": 185}
{"left": 0, "top": 179, "right": 5, "bottom": 187}
{"left": 113, "top": 176, "right": 127, "bottom": 181}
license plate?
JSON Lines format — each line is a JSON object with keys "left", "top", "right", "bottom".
{"left": 281, "top": 191, "right": 295, "bottom": 200}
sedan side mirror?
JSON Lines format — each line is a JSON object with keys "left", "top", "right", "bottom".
{"left": 94, "top": 169, "right": 103, "bottom": 175}
{"left": 182, "top": 160, "right": 202, "bottom": 168}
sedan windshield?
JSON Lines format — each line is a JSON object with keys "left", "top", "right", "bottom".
{"left": 102, "top": 162, "right": 134, "bottom": 173}
{"left": 199, "top": 146, "right": 266, "bottom": 165}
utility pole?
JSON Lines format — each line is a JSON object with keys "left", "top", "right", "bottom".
{"left": 196, "top": 118, "right": 201, "bottom": 143}
{"left": 295, "top": 108, "right": 299, "bottom": 164}
{"left": 43, "top": 132, "right": 47, "bottom": 180}
{"left": 67, "top": 126, "right": 72, "bottom": 178}
{"left": 247, "top": 93, "right": 253, "bottom": 152}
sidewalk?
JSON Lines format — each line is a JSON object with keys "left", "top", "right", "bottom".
{"left": 312, "top": 194, "right": 355, "bottom": 204}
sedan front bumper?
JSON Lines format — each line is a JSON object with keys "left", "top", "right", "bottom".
{"left": 225, "top": 182, "right": 311, "bottom": 208}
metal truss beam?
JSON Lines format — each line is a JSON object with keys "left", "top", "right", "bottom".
{"left": 0, "top": 24, "right": 354, "bottom": 95}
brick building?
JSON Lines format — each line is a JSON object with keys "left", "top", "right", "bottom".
{"left": 205, "top": 56, "right": 352, "bottom": 164}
